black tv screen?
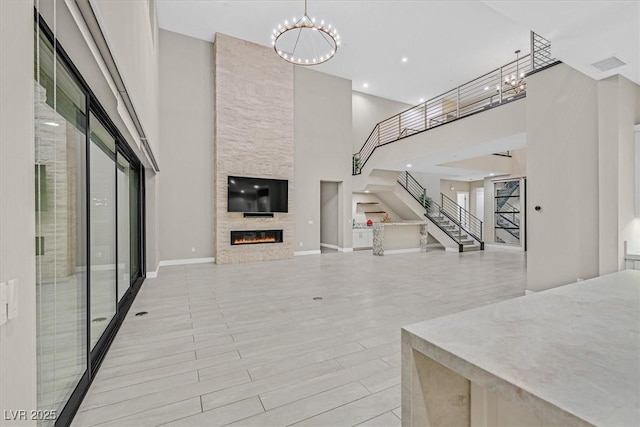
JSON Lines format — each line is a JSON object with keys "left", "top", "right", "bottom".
{"left": 228, "top": 176, "right": 288, "bottom": 213}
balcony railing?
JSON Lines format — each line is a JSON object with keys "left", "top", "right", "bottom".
{"left": 352, "top": 32, "right": 559, "bottom": 175}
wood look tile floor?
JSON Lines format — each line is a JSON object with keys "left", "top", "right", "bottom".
{"left": 72, "top": 248, "right": 526, "bottom": 427}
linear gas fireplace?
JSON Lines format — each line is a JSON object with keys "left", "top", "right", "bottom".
{"left": 231, "top": 230, "right": 283, "bottom": 245}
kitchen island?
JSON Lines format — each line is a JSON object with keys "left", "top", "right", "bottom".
{"left": 372, "top": 221, "right": 427, "bottom": 256}
{"left": 401, "top": 270, "right": 640, "bottom": 427}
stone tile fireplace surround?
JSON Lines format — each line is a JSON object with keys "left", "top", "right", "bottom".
{"left": 213, "top": 34, "right": 294, "bottom": 264}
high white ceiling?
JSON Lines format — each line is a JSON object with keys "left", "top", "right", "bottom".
{"left": 157, "top": 0, "right": 639, "bottom": 180}
{"left": 156, "top": 1, "right": 639, "bottom": 105}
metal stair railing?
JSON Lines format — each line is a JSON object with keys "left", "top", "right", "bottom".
{"left": 352, "top": 32, "right": 559, "bottom": 176}
{"left": 397, "top": 171, "right": 484, "bottom": 249}
{"left": 352, "top": 53, "right": 531, "bottom": 175}
{"left": 496, "top": 201, "right": 520, "bottom": 226}
{"left": 440, "top": 193, "right": 483, "bottom": 243}
{"left": 496, "top": 181, "right": 520, "bottom": 209}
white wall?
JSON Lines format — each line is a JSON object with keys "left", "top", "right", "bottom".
{"left": 295, "top": 68, "right": 353, "bottom": 252}
{"left": 90, "top": 0, "right": 160, "bottom": 160}
{"left": 352, "top": 193, "right": 405, "bottom": 224}
{"left": 0, "top": 1, "right": 37, "bottom": 423}
{"left": 597, "top": 75, "right": 640, "bottom": 274}
{"left": 527, "top": 63, "right": 599, "bottom": 291}
{"left": 352, "top": 91, "right": 411, "bottom": 153}
{"left": 158, "top": 30, "right": 214, "bottom": 262}
{"left": 36, "top": 0, "right": 161, "bottom": 275}
{"left": 360, "top": 99, "right": 527, "bottom": 175}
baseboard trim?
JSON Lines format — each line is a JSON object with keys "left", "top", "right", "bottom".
{"left": 484, "top": 243, "right": 523, "bottom": 251}
{"left": 385, "top": 248, "right": 421, "bottom": 255}
{"left": 294, "top": 250, "right": 321, "bottom": 256}
{"left": 320, "top": 243, "right": 340, "bottom": 250}
{"left": 340, "top": 247, "right": 354, "bottom": 253}
{"left": 159, "top": 257, "right": 215, "bottom": 267}
{"left": 445, "top": 247, "right": 459, "bottom": 253}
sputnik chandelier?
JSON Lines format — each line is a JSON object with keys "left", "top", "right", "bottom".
{"left": 271, "top": 0, "right": 340, "bottom": 66}
{"left": 507, "top": 49, "right": 526, "bottom": 93}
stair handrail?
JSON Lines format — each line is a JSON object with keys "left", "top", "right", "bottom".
{"left": 397, "top": 171, "right": 484, "bottom": 247}
{"left": 440, "top": 193, "right": 483, "bottom": 243}
{"left": 397, "top": 171, "right": 458, "bottom": 242}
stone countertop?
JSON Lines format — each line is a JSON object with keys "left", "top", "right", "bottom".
{"left": 403, "top": 270, "right": 640, "bottom": 427}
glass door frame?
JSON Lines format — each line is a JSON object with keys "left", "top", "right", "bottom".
{"left": 36, "top": 12, "right": 146, "bottom": 426}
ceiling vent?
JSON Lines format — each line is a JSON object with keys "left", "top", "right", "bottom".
{"left": 591, "top": 56, "right": 626, "bottom": 72}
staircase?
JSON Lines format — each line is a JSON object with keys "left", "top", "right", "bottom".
{"left": 495, "top": 183, "right": 521, "bottom": 244}
{"left": 397, "top": 171, "right": 484, "bottom": 252}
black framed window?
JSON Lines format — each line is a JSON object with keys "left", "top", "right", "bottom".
{"left": 35, "top": 12, "right": 146, "bottom": 426}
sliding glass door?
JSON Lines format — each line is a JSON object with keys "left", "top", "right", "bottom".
{"left": 89, "top": 113, "right": 117, "bottom": 349}
{"left": 35, "top": 16, "right": 145, "bottom": 425}
{"left": 35, "top": 28, "right": 88, "bottom": 417}
{"left": 117, "top": 153, "right": 132, "bottom": 301}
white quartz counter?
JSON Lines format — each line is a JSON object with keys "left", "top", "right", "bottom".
{"left": 402, "top": 270, "right": 640, "bottom": 427}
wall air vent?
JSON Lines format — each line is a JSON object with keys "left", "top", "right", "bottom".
{"left": 591, "top": 56, "right": 626, "bottom": 72}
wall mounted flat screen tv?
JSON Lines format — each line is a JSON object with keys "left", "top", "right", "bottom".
{"left": 228, "top": 176, "right": 288, "bottom": 213}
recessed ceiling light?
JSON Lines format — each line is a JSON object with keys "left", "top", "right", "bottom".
{"left": 43, "top": 122, "right": 59, "bottom": 127}
{"left": 419, "top": 98, "right": 424, "bottom": 103}
{"left": 253, "top": 185, "right": 259, "bottom": 189}
{"left": 406, "top": 164, "right": 412, "bottom": 168}
{"left": 364, "top": 190, "right": 370, "bottom": 193}
{"left": 489, "top": 173, "right": 495, "bottom": 176}
{"left": 363, "top": 83, "right": 369, "bottom": 88}
{"left": 401, "top": 57, "right": 408, "bottom": 63}
{"left": 240, "top": 190, "right": 245, "bottom": 193}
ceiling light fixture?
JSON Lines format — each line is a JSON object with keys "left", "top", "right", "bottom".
{"left": 419, "top": 98, "right": 424, "bottom": 103}
{"left": 406, "top": 164, "right": 412, "bottom": 168}
{"left": 272, "top": 0, "right": 340, "bottom": 66}
{"left": 401, "top": 57, "right": 408, "bottom": 63}
{"left": 363, "top": 83, "right": 369, "bottom": 88}
{"left": 506, "top": 49, "right": 525, "bottom": 93}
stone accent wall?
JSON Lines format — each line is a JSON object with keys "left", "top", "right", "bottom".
{"left": 213, "top": 34, "right": 294, "bottom": 264}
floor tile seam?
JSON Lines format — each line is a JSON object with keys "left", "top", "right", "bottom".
{"left": 256, "top": 360, "right": 395, "bottom": 410}
{"left": 79, "top": 371, "right": 201, "bottom": 412}
{"left": 101, "top": 346, "right": 204, "bottom": 369}
{"left": 97, "top": 351, "right": 198, "bottom": 380}
{"left": 352, "top": 410, "right": 395, "bottom": 427}
{"left": 249, "top": 376, "right": 375, "bottom": 419}
{"left": 200, "top": 361, "right": 343, "bottom": 410}
{"left": 238, "top": 342, "right": 362, "bottom": 377}
{"left": 391, "top": 406, "right": 401, "bottom": 420}
{"left": 357, "top": 378, "right": 401, "bottom": 396}
{"left": 114, "top": 324, "right": 230, "bottom": 347}
{"left": 95, "top": 352, "right": 247, "bottom": 394}
{"left": 96, "top": 348, "right": 241, "bottom": 389}
{"left": 109, "top": 334, "right": 230, "bottom": 361}
{"left": 78, "top": 394, "right": 202, "bottom": 427}
{"left": 279, "top": 384, "right": 377, "bottom": 427}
